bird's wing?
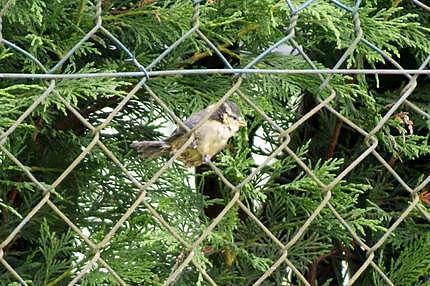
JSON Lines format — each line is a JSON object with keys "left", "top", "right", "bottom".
{"left": 166, "top": 107, "right": 210, "bottom": 143}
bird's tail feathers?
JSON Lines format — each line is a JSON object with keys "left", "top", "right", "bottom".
{"left": 131, "top": 141, "right": 170, "bottom": 158}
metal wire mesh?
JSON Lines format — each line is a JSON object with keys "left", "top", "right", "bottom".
{"left": 0, "top": 0, "right": 429, "bottom": 285}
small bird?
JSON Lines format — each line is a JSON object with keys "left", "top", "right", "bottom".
{"left": 131, "top": 100, "right": 246, "bottom": 167}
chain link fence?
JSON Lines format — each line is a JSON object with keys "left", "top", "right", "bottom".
{"left": 0, "top": 0, "right": 429, "bottom": 285}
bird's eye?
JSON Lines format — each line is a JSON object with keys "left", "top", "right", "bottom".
{"left": 231, "top": 115, "right": 238, "bottom": 120}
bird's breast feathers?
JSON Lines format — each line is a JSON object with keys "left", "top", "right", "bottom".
{"left": 195, "top": 120, "right": 234, "bottom": 157}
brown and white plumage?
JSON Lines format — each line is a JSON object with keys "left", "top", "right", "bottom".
{"left": 131, "top": 101, "right": 246, "bottom": 166}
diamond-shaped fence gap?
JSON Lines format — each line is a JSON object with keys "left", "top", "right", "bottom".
{"left": 326, "top": 70, "right": 427, "bottom": 158}
{"left": 330, "top": 157, "right": 429, "bottom": 284}
{"left": 344, "top": 200, "right": 430, "bottom": 285}
{"left": 252, "top": 40, "right": 363, "bottom": 145}
{"left": 278, "top": 38, "right": 386, "bottom": 189}
{"left": 130, "top": 195, "right": 220, "bottom": 286}
{"left": 285, "top": 234, "right": 349, "bottom": 285}
{"left": 0, "top": 187, "right": 50, "bottom": 255}
{"left": 240, "top": 94, "right": 334, "bottom": 193}
{"left": 227, "top": 133, "right": 292, "bottom": 204}
{"left": 122, "top": 164, "right": 204, "bottom": 240}
{"left": 324, "top": 165, "right": 427, "bottom": 285}
{"left": 245, "top": 129, "right": 377, "bottom": 284}
{"left": 61, "top": 147, "right": 142, "bottom": 238}
{"left": 198, "top": 218, "right": 282, "bottom": 285}
{"left": 76, "top": 208, "right": 188, "bottom": 285}
{"left": 272, "top": 101, "right": 376, "bottom": 194}
{"left": 345, "top": 195, "right": 422, "bottom": 285}
{"left": 236, "top": 199, "right": 313, "bottom": 286}
{"left": 245, "top": 152, "right": 376, "bottom": 284}
{"left": 166, "top": 204, "right": 258, "bottom": 285}
{"left": 235, "top": 71, "right": 337, "bottom": 174}
{"left": 45, "top": 199, "right": 132, "bottom": 285}
{"left": 94, "top": 141, "right": 200, "bottom": 242}
{"left": 2, "top": 125, "right": 98, "bottom": 199}
{"left": 0, "top": 200, "right": 88, "bottom": 285}
{"left": 371, "top": 194, "right": 421, "bottom": 250}
{"left": 42, "top": 218, "right": 132, "bottom": 286}
{"left": 234, "top": 193, "right": 352, "bottom": 285}
{"left": 237, "top": 73, "right": 307, "bottom": 131}
{"left": 163, "top": 188, "right": 242, "bottom": 285}
{"left": 1, "top": 134, "right": 103, "bottom": 251}
{"left": 252, "top": 193, "right": 334, "bottom": 285}
{"left": 324, "top": 202, "right": 395, "bottom": 285}
{"left": 0, "top": 126, "right": 67, "bottom": 272}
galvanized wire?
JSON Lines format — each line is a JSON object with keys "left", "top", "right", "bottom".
{"left": 0, "top": 0, "right": 429, "bottom": 285}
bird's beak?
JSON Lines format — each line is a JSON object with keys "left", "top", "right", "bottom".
{"left": 237, "top": 118, "right": 247, "bottom": 127}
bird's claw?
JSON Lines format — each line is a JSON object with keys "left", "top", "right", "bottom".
{"left": 203, "top": 154, "right": 211, "bottom": 164}
{"left": 191, "top": 140, "right": 198, "bottom": 149}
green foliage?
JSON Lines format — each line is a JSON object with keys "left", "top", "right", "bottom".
{"left": 389, "top": 233, "right": 430, "bottom": 285}
{"left": 0, "top": 0, "right": 429, "bottom": 285}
